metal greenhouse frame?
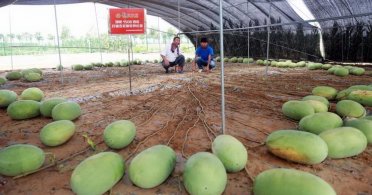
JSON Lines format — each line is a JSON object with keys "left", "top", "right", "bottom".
{"left": 2, "top": 0, "right": 372, "bottom": 134}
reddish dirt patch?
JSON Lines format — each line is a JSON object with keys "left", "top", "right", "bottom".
{"left": 0, "top": 63, "right": 371, "bottom": 195}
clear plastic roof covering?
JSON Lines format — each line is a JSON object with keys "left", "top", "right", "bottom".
{"left": 304, "top": 0, "right": 372, "bottom": 28}
{"left": 1, "top": 0, "right": 312, "bottom": 32}
{"left": 2, "top": 0, "right": 372, "bottom": 31}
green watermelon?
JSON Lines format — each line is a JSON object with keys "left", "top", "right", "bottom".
{"left": 40, "top": 120, "right": 76, "bottom": 146}
{"left": 24, "top": 72, "right": 42, "bottom": 82}
{"left": 302, "top": 95, "right": 329, "bottom": 107}
{"left": 347, "top": 90, "right": 372, "bottom": 106}
{"left": 336, "top": 100, "right": 366, "bottom": 118}
{"left": 319, "top": 127, "right": 367, "bottom": 158}
{"left": 282, "top": 100, "right": 314, "bottom": 120}
{"left": 0, "top": 77, "right": 7, "bottom": 85}
{"left": 304, "top": 100, "right": 328, "bottom": 113}
{"left": 40, "top": 98, "right": 67, "bottom": 117}
{"left": 7, "top": 100, "right": 40, "bottom": 120}
{"left": 266, "top": 130, "right": 328, "bottom": 164}
{"left": 299, "top": 112, "right": 343, "bottom": 134}
{"left": 312, "top": 86, "right": 338, "bottom": 100}
{"left": 0, "top": 90, "right": 17, "bottom": 108}
{"left": 0, "top": 144, "right": 45, "bottom": 176}
{"left": 344, "top": 119, "right": 372, "bottom": 144}
{"left": 129, "top": 145, "right": 176, "bottom": 188}
{"left": 20, "top": 87, "right": 44, "bottom": 101}
{"left": 71, "top": 152, "right": 125, "bottom": 195}
{"left": 334, "top": 67, "right": 349, "bottom": 77}
{"left": 6, "top": 71, "right": 22, "bottom": 80}
{"left": 212, "top": 135, "right": 248, "bottom": 172}
{"left": 52, "top": 101, "right": 81, "bottom": 121}
{"left": 253, "top": 168, "right": 336, "bottom": 195}
{"left": 183, "top": 152, "right": 227, "bottom": 195}
{"left": 104, "top": 120, "right": 136, "bottom": 149}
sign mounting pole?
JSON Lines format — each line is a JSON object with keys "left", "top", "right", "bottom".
{"left": 109, "top": 8, "right": 146, "bottom": 95}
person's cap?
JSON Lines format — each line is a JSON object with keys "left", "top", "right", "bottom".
{"left": 200, "top": 37, "right": 208, "bottom": 43}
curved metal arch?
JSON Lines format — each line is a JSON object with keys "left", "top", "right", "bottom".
{"left": 223, "top": 0, "right": 257, "bottom": 22}
{"left": 200, "top": 0, "right": 246, "bottom": 25}
{"left": 176, "top": 0, "right": 241, "bottom": 28}
{"left": 129, "top": 0, "right": 217, "bottom": 30}
{"left": 267, "top": 1, "right": 301, "bottom": 22}
{"left": 141, "top": 0, "right": 220, "bottom": 27}
{"left": 14, "top": 0, "right": 91, "bottom": 5}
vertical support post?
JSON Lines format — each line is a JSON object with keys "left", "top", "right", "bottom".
{"left": 265, "top": 0, "right": 272, "bottom": 76}
{"left": 341, "top": 27, "right": 344, "bottom": 62}
{"left": 362, "top": 30, "right": 365, "bottom": 62}
{"left": 195, "top": 35, "right": 198, "bottom": 49}
{"left": 131, "top": 35, "right": 134, "bottom": 65}
{"left": 145, "top": 26, "right": 149, "bottom": 52}
{"left": 126, "top": 2, "right": 132, "bottom": 95}
{"left": 219, "top": 0, "right": 226, "bottom": 134}
{"left": 8, "top": 6, "right": 13, "bottom": 70}
{"left": 347, "top": 28, "right": 350, "bottom": 61}
{"left": 129, "top": 35, "right": 133, "bottom": 95}
{"left": 53, "top": 0, "right": 63, "bottom": 84}
{"left": 94, "top": 2, "right": 103, "bottom": 63}
{"left": 158, "top": 16, "right": 161, "bottom": 52}
{"left": 2, "top": 37, "right": 5, "bottom": 56}
{"left": 246, "top": 0, "right": 250, "bottom": 63}
{"left": 178, "top": 0, "right": 181, "bottom": 33}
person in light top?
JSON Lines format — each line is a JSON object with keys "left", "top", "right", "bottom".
{"left": 194, "top": 37, "right": 215, "bottom": 73}
{"left": 160, "top": 36, "right": 185, "bottom": 73}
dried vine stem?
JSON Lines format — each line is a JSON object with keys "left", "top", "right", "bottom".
{"left": 136, "top": 90, "right": 182, "bottom": 127}
{"left": 14, "top": 140, "right": 105, "bottom": 180}
{"left": 181, "top": 113, "right": 200, "bottom": 159}
{"left": 125, "top": 103, "right": 180, "bottom": 161}
{"left": 187, "top": 85, "right": 217, "bottom": 139}
{"left": 235, "top": 135, "right": 264, "bottom": 144}
{"left": 166, "top": 105, "right": 191, "bottom": 146}
{"left": 245, "top": 166, "right": 255, "bottom": 183}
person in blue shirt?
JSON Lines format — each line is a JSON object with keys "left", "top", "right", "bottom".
{"left": 194, "top": 37, "right": 215, "bottom": 73}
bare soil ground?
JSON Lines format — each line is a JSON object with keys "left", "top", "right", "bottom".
{"left": 0, "top": 63, "right": 371, "bottom": 195}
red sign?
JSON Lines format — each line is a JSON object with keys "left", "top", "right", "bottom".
{"left": 109, "top": 8, "right": 146, "bottom": 35}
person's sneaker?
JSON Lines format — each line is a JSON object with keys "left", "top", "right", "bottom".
{"left": 198, "top": 69, "right": 202, "bottom": 73}
{"left": 177, "top": 70, "right": 184, "bottom": 74}
{"left": 165, "top": 68, "right": 169, "bottom": 74}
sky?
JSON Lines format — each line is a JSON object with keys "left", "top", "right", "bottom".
{"left": 0, "top": 3, "right": 176, "bottom": 37}
{"left": 286, "top": 0, "right": 320, "bottom": 28}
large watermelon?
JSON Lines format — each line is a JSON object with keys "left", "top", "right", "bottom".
{"left": 0, "top": 90, "right": 17, "bottom": 108}
{"left": 104, "top": 120, "right": 136, "bottom": 149}
{"left": 20, "top": 87, "right": 44, "bottom": 102}
{"left": 7, "top": 100, "right": 40, "bottom": 120}
{"left": 312, "top": 86, "right": 338, "bottom": 100}
{"left": 266, "top": 130, "right": 328, "bottom": 164}
{"left": 212, "top": 135, "right": 248, "bottom": 172}
{"left": 40, "top": 98, "right": 67, "bottom": 117}
{"left": 319, "top": 127, "right": 367, "bottom": 158}
{"left": 344, "top": 119, "right": 372, "bottom": 144}
{"left": 70, "top": 152, "right": 125, "bottom": 195}
{"left": 129, "top": 145, "right": 176, "bottom": 189}
{"left": 299, "top": 112, "right": 343, "bottom": 134}
{"left": 282, "top": 100, "right": 314, "bottom": 120}
{"left": 40, "top": 120, "right": 76, "bottom": 146}
{"left": 0, "top": 144, "right": 45, "bottom": 176}
{"left": 52, "top": 101, "right": 81, "bottom": 121}
{"left": 183, "top": 152, "right": 227, "bottom": 195}
{"left": 253, "top": 168, "right": 336, "bottom": 195}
